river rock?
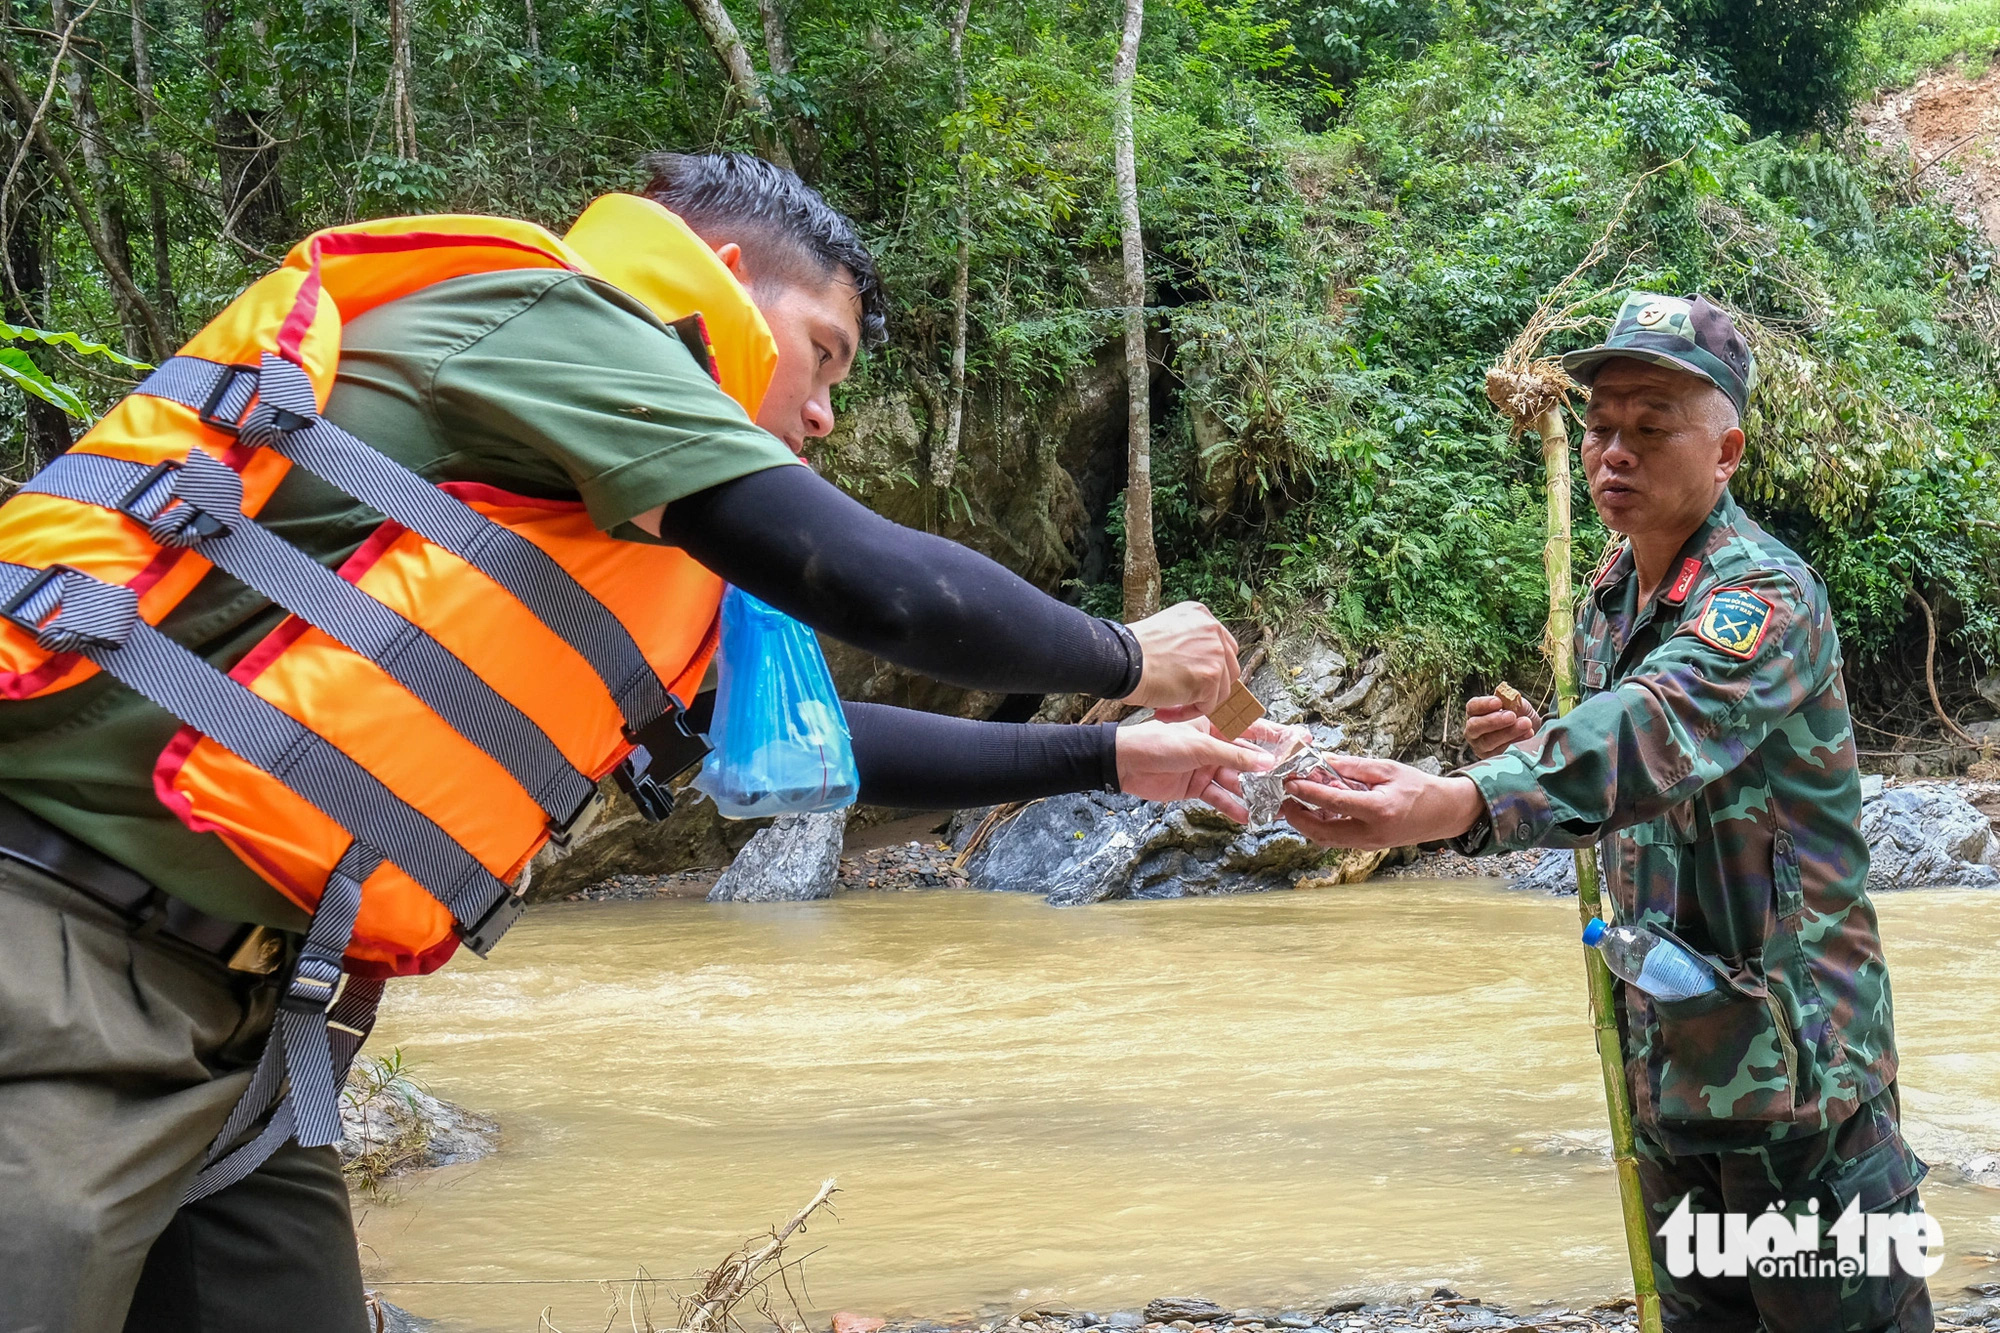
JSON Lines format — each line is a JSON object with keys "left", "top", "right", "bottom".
{"left": 1860, "top": 781, "right": 2000, "bottom": 888}
{"left": 709, "top": 808, "right": 851, "bottom": 902}
{"left": 1504, "top": 780, "right": 2000, "bottom": 893}
{"left": 340, "top": 1065, "right": 498, "bottom": 1180}
{"left": 1509, "top": 848, "right": 1599, "bottom": 895}
{"left": 1242, "top": 630, "right": 1447, "bottom": 762}
{"left": 1145, "top": 1300, "right": 1230, "bottom": 1324}
{"left": 959, "top": 792, "right": 1328, "bottom": 904}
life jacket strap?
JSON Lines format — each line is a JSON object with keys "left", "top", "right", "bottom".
{"left": 183, "top": 841, "right": 386, "bottom": 1205}
{"left": 132, "top": 354, "right": 675, "bottom": 733}
{"left": 0, "top": 560, "right": 520, "bottom": 952}
{"left": 21, "top": 449, "right": 598, "bottom": 830}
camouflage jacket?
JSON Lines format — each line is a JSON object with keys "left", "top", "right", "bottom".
{"left": 1460, "top": 491, "right": 1897, "bottom": 1154}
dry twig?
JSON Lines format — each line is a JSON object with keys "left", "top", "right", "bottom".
{"left": 681, "top": 1178, "right": 840, "bottom": 1333}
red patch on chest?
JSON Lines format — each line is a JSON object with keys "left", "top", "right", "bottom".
{"left": 1664, "top": 557, "right": 1703, "bottom": 605}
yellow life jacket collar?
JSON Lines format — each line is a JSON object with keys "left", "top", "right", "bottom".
{"left": 564, "top": 194, "right": 779, "bottom": 419}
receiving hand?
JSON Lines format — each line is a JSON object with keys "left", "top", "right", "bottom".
{"left": 1114, "top": 717, "right": 1274, "bottom": 823}
{"left": 1464, "top": 692, "right": 1543, "bottom": 760}
{"left": 1282, "top": 755, "right": 1486, "bottom": 850}
{"left": 1239, "top": 716, "right": 1313, "bottom": 757}
{"left": 1120, "top": 601, "right": 1241, "bottom": 721}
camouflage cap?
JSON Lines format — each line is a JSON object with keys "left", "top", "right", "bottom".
{"left": 1561, "top": 292, "right": 1755, "bottom": 419}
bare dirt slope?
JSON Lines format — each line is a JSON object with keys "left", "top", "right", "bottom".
{"left": 1861, "top": 63, "right": 2000, "bottom": 245}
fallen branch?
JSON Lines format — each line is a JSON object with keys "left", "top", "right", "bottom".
{"left": 681, "top": 1177, "right": 839, "bottom": 1333}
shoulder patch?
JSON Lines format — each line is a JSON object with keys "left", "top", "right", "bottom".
{"left": 1693, "top": 588, "right": 1774, "bottom": 659}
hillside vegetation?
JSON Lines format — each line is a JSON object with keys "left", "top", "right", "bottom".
{"left": 2, "top": 0, "right": 1996, "bottom": 738}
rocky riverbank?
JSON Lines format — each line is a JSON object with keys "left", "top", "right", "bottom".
{"left": 364, "top": 1286, "right": 2000, "bottom": 1332}
{"left": 554, "top": 775, "right": 2000, "bottom": 905}
{"left": 844, "top": 1290, "right": 2000, "bottom": 1333}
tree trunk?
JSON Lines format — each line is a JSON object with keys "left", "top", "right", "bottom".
{"left": 387, "top": 0, "right": 419, "bottom": 159}
{"left": 677, "top": 0, "right": 793, "bottom": 170}
{"left": 51, "top": 0, "right": 154, "bottom": 359}
{"left": 754, "top": 0, "right": 815, "bottom": 175}
{"left": 130, "top": 0, "right": 180, "bottom": 338}
{"left": 523, "top": 0, "right": 542, "bottom": 90}
{"left": 934, "top": 0, "right": 973, "bottom": 489}
{"left": 0, "top": 46, "right": 166, "bottom": 355}
{"left": 1112, "top": 0, "right": 1157, "bottom": 620}
{"left": 4, "top": 195, "right": 73, "bottom": 468}
{"left": 204, "top": 0, "right": 293, "bottom": 255}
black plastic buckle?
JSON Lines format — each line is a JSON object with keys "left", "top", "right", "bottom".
{"left": 457, "top": 889, "right": 526, "bottom": 959}
{"left": 280, "top": 953, "right": 344, "bottom": 1014}
{"left": 0, "top": 565, "right": 68, "bottom": 637}
{"left": 113, "top": 459, "right": 225, "bottom": 542}
{"left": 197, "top": 364, "right": 261, "bottom": 436}
{"left": 543, "top": 783, "right": 603, "bottom": 851}
{"left": 114, "top": 460, "right": 183, "bottom": 525}
{"left": 613, "top": 743, "right": 678, "bottom": 822}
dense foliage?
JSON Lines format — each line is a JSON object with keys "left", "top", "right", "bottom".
{"left": 0, "top": 0, "right": 1994, "bottom": 708}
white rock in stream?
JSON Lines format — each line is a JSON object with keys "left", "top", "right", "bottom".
{"left": 709, "top": 807, "right": 850, "bottom": 901}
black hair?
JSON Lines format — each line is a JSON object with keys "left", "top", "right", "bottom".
{"left": 639, "top": 151, "right": 888, "bottom": 350}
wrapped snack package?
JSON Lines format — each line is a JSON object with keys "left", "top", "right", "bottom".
{"left": 1239, "top": 726, "right": 1361, "bottom": 826}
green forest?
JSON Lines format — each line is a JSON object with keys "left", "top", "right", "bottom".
{"left": 3, "top": 0, "right": 1998, "bottom": 747}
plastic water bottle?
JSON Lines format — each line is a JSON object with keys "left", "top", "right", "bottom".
{"left": 1581, "top": 917, "right": 1717, "bottom": 1002}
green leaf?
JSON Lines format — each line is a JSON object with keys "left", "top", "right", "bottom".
{"left": 0, "top": 348, "right": 91, "bottom": 419}
{"left": 0, "top": 320, "right": 150, "bottom": 369}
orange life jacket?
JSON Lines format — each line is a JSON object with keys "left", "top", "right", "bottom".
{"left": 0, "top": 195, "right": 778, "bottom": 978}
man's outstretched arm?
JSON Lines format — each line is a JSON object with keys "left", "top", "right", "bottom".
{"left": 845, "top": 702, "right": 1283, "bottom": 822}
{"left": 640, "top": 464, "right": 1240, "bottom": 716}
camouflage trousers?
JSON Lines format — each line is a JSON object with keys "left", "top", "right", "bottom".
{"left": 1634, "top": 1085, "right": 1934, "bottom": 1333}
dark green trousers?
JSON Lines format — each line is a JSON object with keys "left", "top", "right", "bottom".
{"left": 1636, "top": 1085, "right": 1934, "bottom": 1333}
{"left": 0, "top": 857, "right": 368, "bottom": 1333}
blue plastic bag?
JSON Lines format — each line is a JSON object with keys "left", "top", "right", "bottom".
{"left": 691, "top": 586, "right": 858, "bottom": 818}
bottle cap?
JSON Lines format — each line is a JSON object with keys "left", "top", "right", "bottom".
{"left": 1581, "top": 917, "right": 1607, "bottom": 947}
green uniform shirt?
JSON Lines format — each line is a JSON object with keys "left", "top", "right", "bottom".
{"left": 0, "top": 269, "right": 797, "bottom": 930}
{"left": 1460, "top": 491, "right": 1897, "bottom": 1154}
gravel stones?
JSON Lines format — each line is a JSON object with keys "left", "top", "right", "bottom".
{"left": 858, "top": 1288, "right": 2000, "bottom": 1333}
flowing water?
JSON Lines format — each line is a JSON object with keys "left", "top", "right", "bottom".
{"left": 355, "top": 880, "right": 2000, "bottom": 1332}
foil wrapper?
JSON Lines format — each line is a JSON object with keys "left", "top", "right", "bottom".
{"left": 1241, "top": 745, "right": 1341, "bottom": 827}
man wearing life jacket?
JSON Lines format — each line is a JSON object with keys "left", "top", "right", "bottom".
{"left": 0, "top": 152, "right": 1279, "bottom": 1332}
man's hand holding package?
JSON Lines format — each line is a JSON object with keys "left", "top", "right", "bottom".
{"left": 1282, "top": 755, "right": 1486, "bottom": 850}
{"left": 1115, "top": 716, "right": 1299, "bottom": 823}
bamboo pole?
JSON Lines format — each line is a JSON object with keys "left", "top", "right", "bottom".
{"left": 1532, "top": 405, "right": 1662, "bottom": 1333}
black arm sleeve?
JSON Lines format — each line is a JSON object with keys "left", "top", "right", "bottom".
{"left": 657, "top": 464, "right": 1141, "bottom": 697}
{"left": 845, "top": 702, "right": 1120, "bottom": 809}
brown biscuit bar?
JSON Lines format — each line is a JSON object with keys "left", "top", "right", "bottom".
{"left": 1208, "top": 679, "right": 1266, "bottom": 740}
{"left": 1495, "top": 681, "right": 1525, "bottom": 712}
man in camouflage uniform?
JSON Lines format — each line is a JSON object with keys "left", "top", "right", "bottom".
{"left": 1285, "top": 293, "right": 1931, "bottom": 1332}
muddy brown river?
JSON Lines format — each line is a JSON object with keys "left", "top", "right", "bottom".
{"left": 355, "top": 880, "right": 2000, "bottom": 1332}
